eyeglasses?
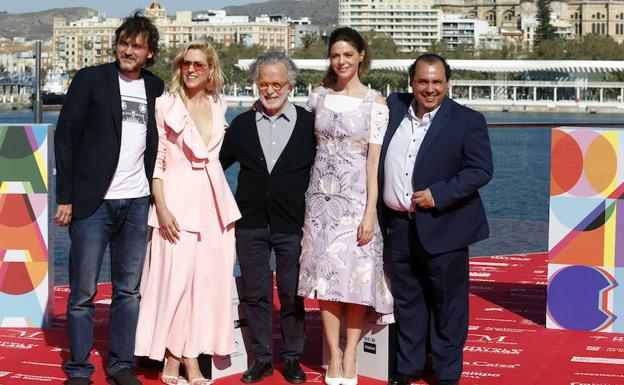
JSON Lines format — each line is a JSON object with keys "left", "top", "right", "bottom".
{"left": 256, "top": 80, "right": 288, "bottom": 91}
{"left": 181, "top": 61, "right": 210, "bottom": 73}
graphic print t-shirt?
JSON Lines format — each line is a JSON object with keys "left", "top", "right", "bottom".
{"left": 104, "top": 74, "right": 150, "bottom": 199}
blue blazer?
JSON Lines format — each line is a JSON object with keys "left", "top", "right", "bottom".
{"left": 380, "top": 93, "right": 493, "bottom": 254}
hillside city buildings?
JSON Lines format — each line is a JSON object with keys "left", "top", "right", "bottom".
{"left": 2, "top": 0, "right": 624, "bottom": 77}
{"left": 338, "top": 0, "right": 624, "bottom": 52}
{"left": 50, "top": 1, "right": 317, "bottom": 72}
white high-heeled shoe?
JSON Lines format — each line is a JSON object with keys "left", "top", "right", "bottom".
{"left": 324, "top": 351, "right": 344, "bottom": 385}
{"left": 324, "top": 371, "right": 343, "bottom": 385}
{"left": 341, "top": 359, "right": 358, "bottom": 385}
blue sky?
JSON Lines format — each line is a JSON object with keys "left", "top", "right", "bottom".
{"left": 0, "top": 0, "right": 266, "bottom": 17}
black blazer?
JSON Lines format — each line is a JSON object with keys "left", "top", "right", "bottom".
{"left": 380, "top": 93, "right": 494, "bottom": 254}
{"left": 55, "top": 62, "right": 165, "bottom": 219}
{"left": 220, "top": 106, "right": 316, "bottom": 235}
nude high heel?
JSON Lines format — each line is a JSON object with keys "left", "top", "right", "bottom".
{"left": 161, "top": 356, "right": 180, "bottom": 384}
{"left": 181, "top": 357, "right": 210, "bottom": 385}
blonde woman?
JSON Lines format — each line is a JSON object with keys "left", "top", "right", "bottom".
{"left": 135, "top": 41, "right": 241, "bottom": 385}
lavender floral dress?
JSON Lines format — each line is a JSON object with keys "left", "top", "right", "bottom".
{"left": 297, "top": 87, "right": 393, "bottom": 315}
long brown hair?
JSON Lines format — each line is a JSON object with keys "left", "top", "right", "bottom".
{"left": 322, "top": 27, "right": 371, "bottom": 87}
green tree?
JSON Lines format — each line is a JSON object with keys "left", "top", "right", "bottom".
{"left": 296, "top": 69, "right": 324, "bottom": 88}
{"left": 362, "top": 69, "right": 409, "bottom": 94}
{"left": 479, "top": 40, "right": 523, "bottom": 59}
{"left": 535, "top": 0, "right": 556, "bottom": 46}
{"left": 428, "top": 40, "right": 450, "bottom": 58}
{"left": 218, "top": 43, "right": 265, "bottom": 70}
{"left": 446, "top": 43, "right": 475, "bottom": 59}
{"left": 362, "top": 31, "right": 404, "bottom": 59}
{"left": 531, "top": 38, "right": 567, "bottom": 59}
{"left": 530, "top": 34, "right": 624, "bottom": 60}
{"left": 572, "top": 34, "right": 624, "bottom": 60}
{"left": 150, "top": 46, "right": 178, "bottom": 85}
{"left": 217, "top": 43, "right": 265, "bottom": 87}
{"left": 291, "top": 33, "right": 326, "bottom": 59}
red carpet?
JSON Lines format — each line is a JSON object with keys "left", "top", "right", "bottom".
{"left": 1, "top": 253, "right": 624, "bottom": 385}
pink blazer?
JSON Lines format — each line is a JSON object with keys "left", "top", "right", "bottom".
{"left": 147, "top": 92, "right": 241, "bottom": 232}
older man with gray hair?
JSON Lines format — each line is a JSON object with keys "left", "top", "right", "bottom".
{"left": 220, "top": 51, "right": 316, "bottom": 384}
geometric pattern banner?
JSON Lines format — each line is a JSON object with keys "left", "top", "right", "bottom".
{"left": 547, "top": 127, "right": 624, "bottom": 332}
{"left": 0, "top": 124, "right": 53, "bottom": 327}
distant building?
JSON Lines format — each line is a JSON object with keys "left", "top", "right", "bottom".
{"left": 52, "top": 15, "right": 120, "bottom": 73}
{"left": 0, "top": 43, "right": 54, "bottom": 73}
{"left": 434, "top": 0, "right": 624, "bottom": 45}
{"left": 441, "top": 14, "right": 491, "bottom": 50}
{"left": 433, "top": 0, "right": 522, "bottom": 28}
{"left": 338, "top": 0, "right": 441, "bottom": 52}
{"left": 563, "top": 0, "right": 624, "bottom": 43}
{"left": 191, "top": 10, "right": 248, "bottom": 23}
{"left": 52, "top": 1, "right": 314, "bottom": 72}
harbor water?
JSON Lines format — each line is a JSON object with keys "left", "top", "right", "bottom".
{"left": 2, "top": 108, "right": 623, "bottom": 284}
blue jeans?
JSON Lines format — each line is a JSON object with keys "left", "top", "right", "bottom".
{"left": 63, "top": 197, "right": 149, "bottom": 379}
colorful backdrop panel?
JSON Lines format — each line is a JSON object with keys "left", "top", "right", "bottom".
{"left": 547, "top": 127, "right": 624, "bottom": 332}
{"left": 0, "top": 124, "right": 53, "bottom": 327}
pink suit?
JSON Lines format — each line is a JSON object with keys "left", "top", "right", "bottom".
{"left": 135, "top": 92, "right": 241, "bottom": 360}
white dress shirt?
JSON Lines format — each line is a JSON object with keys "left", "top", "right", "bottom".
{"left": 383, "top": 102, "right": 440, "bottom": 212}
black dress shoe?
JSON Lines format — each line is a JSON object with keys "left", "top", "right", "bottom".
{"left": 65, "top": 377, "right": 91, "bottom": 385}
{"left": 107, "top": 367, "right": 142, "bottom": 385}
{"left": 388, "top": 372, "right": 419, "bottom": 385}
{"left": 282, "top": 359, "right": 306, "bottom": 384}
{"left": 437, "top": 380, "right": 459, "bottom": 385}
{"left": 241, "top": 360, "right": 273, "bottom": 383}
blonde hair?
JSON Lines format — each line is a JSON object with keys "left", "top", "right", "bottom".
{"left": 170, "top": 40, "right": 223, "bottom": 102}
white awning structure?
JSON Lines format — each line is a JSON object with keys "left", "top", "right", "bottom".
{"left": 236, "top": 59, "right": 624, "bottom": 74}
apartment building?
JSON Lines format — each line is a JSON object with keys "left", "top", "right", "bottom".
{"left": 52, "top": 15, "right": 120, "bottom": 72}
{"left": 338, "top": 0, "right": 441, "bottom": 52}
{"left": 441, "top": 14, "right": 491, "bottom": 50}
{"left": 52, "top": 1, "right": 295, "bottom": 72}
{"left": 0, "top": 44, "right": 54, "bottom": 73}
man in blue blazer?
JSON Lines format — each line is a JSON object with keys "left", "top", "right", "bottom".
{"left": 380, "top": 54, "right": 493, "bottom": 385}
{"left": 54, "top": 13, "right": 164, "bottom": 385}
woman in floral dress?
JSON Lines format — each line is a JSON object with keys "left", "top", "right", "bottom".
{"left": 297, "top": 27, "right": 393, "bottom": 385}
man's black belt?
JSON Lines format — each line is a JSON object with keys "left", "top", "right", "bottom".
{"left": 385, "top": 207, "right": 415, "bottom": 220}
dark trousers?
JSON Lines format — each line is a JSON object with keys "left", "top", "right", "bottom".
{"left": 384, "top": 211, "right": 469, "bottom": 381}
{"left": 235, "top": 227, "right": 305, "bottom": 362}
{"left": 64, "top": 197, "right": 149, "bottom": 378}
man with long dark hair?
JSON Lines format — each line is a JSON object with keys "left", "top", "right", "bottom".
{"left": 54, "top": 12, "right": 164, "bottom": 385}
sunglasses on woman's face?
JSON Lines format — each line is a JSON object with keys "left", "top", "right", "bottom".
{"left": 181, "top": 61, "right": 210, "bottom": 73}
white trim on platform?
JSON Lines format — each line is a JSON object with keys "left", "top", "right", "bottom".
{"left": 236, "top": 59, "right": 624, "bottom": 74}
